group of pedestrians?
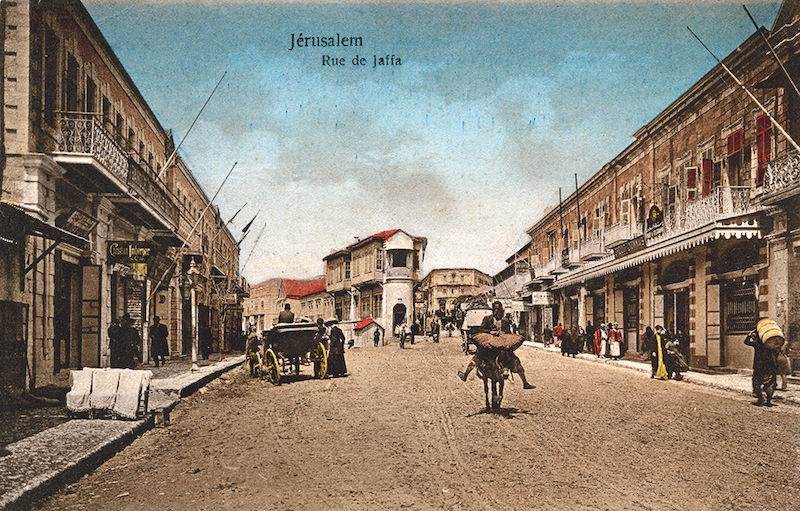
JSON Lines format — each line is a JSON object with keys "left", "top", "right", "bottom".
{"left": 641, "top": 325, "right": 688, "bottom": 381}
{"left": 108, "top": 313, "right": 169, "bottom": 369}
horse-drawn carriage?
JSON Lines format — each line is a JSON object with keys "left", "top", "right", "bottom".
{"left": 248, "top": 323, "right": 328, "bottom": 385}
{"left": 460, "top": 307, "right": 492, "bottom": 354}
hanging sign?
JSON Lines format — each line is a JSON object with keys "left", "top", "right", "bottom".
{"left": 107, "top": 241, "right": 152, "bottom": 263}
{"left": 646, "top": 205, "right": 664, "bottom": 238}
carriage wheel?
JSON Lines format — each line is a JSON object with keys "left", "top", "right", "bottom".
{"left": 263, "top": 349, "right": 281, "bottom": 385}
{"left": 312, "top": 342, "right": 328, "bottom": 379}
{"left": 250, "top": 352, "right": 263, "bottom": 378}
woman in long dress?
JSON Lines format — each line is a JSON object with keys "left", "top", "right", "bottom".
{"left": 652, "top": 326, "right": 669, "bottom": 380}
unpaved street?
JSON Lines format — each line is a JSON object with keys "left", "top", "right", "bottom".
{"left": 36, "top": 339, "right": 800, "bottom": 511}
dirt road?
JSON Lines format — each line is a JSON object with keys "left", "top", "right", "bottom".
{"left": 36, "top": 338, "right": 800, "bottom": 510}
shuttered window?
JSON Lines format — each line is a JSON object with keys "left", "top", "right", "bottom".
{"left": 756, "top": 115, "right": 772, "bottom": 186}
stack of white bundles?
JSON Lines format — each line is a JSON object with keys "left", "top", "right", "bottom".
{"left": 113, "top": 369, "right": 152, "bottom": 419}
{"left": 66, "top": 369, "right": 94, "bottom": 414}
{"left": 90, "top": 368, "right": 120, "bottom": 413}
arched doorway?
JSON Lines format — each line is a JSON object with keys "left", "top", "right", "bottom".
{"left": 392, "top": 303, "right": 407, "bottom": 334}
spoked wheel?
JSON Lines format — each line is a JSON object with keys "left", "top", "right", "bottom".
{"left": 262, "top": 348, "right": 281, "bottom": 385}
{"left": 249, "top": 352, "right": 263, "bottom": 378}
{"left": 312, "top": 342, "right": 328, "bottom": 379}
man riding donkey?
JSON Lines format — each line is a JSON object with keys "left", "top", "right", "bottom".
{"left": 457, "top": 301, "right": 535, "bottom": 408}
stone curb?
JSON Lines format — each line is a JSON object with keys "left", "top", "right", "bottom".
{"left": 0, "top": 356, "right": 244, "bottom": 511}
{"left": 522, "top": 341, "right": 800, "bottom": 406}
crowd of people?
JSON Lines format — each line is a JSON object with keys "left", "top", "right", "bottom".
{"left": 540, "top": 322, "right": 690, "bottom": 381}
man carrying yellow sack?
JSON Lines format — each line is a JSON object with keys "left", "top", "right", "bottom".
{"left": 457, "top": 301, "right": 534, "bottom": 389}
{"left": 745, "top": 319, "right": 784, "bottom": 407}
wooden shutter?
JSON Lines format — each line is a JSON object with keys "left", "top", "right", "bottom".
{"left": 702, "top": 159, "right": 713, "bottom": 197}
{"left": 756, "top": 115, "right": 772, "bottom": 186}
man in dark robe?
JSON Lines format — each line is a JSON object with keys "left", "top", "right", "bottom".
{"left": 328, "top": 320, "right": 348, "bottom": 377}
{"left": 149, "top": 315, "right": 169, "bottom": 367}
{"left": 112, "top": 314, "right": 141, "bottom": 369}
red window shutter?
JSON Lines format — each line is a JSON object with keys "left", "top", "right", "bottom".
{"left": 687, "top": 167, "right": 697, "bottom": 188}
{"left": 727, "top": 129, "right": 743, "bottom": 156}
{"left": 756, "top": 115, "right": 772, "bottom": 186}
{"left": 702, "top": 158, "right": 713, "bottom": 197}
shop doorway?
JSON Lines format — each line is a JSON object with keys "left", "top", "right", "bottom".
{"left": 392, "top": 303, "right": 407, "bottom": 334}
{"left": 55, "top": 259, "right": 82, "bottom": 371}
{"left": 721, "top": 279, "right": 758, "bottom": 369}
{"left": 664, "top": 289, "right": 690, "bottom": 360}
{"left": 592, "top": 293, "right": 606, "bottom": 327}
{"left": 623, "top": 287, "right": 639, "bottom": 352}
{"left": 182, "top": 298, "right": 192, "bottom": 355}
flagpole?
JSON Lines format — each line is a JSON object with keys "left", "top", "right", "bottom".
{"left": 240, "top": 222, "right": 267, "bottom": 276}
{"left": 147, "top": 161, "right": 238, "bottom": 303}
{"left": 742, "top": 5, "right": 800, "bottom": 99}
{"left": 687, "top": 26, "right": 800, "bottom": 154}
{"left": 157, "top": 72, "right": 227, "bottom": 180}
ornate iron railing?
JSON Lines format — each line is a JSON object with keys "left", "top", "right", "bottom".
{"left": 55, "top": 117, "right": 129, "bottom": 183}
{"left": 763, "top": 152, "right": 800, "bottom": 196}
{"left": 127, "top": 159, "right": 179, "bottom": 229}
{"left": 651, "top": 186, "right": 757, "bottom": 241}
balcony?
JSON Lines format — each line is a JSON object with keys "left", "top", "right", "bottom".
{"left": 385, "top": 266, "right": 412, "bottom": 279}
{"left": 651, "top": 186, "right": 758, "bottom": 242}
{"left": 762, "top": 152, "right": 800, "bottom": 205}
{"left": 578, "top": 232, "right": 606, "bottom": 261}
{"left": 127, "top": 159, "right": 180, "bottom": 231}
{"left": 603, "top": 222, "right": 644, "bottom": 249}
{"left": 53, "top": 115, "right": 179, "bottom": 233}
{"left": 54, "top": 116, "right": 129, "bottom": 188}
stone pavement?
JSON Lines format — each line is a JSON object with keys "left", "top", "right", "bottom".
{"left": 0, "top": 355, "right": 244, "bottom": 511}
{"left": 523, "top": 341, "right": 800, "bottom": 405}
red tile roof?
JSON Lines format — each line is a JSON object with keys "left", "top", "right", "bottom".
{"left": 283, "top": 278, "right": 326, "bottom": 299}
{"left": 354, "top": 318, "right": 375, "bottom": 330}
{"left": 371, "top": 229, "right": 400, "bottom": 240}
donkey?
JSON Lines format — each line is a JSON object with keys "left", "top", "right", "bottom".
{"left": 475, "top": 348, "right": 512, "bottom": 410}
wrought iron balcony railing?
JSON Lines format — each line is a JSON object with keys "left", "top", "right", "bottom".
{"left": 763, "top": 152, "right": 800, "bottom": 200}
{"left": 55, "top": 117, "right": 129, "bottom": 184}
{"left": 127, "top": 158, "right": 179, "bottom": 229}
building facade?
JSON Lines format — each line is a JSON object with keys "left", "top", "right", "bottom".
{"left": 419, "top": 268, "right": 492, "bottom": 316}
{"left": 323, "top": 229, "right": 426, "bottom": 334}
{"left": 517, "top": 5, "right": 800, "bottom": 372}
{"left": 0, "top": 0, "right": 245, "bottom": 392}
{"left": 242, "top": 278, "right": 281, "bottom": 332}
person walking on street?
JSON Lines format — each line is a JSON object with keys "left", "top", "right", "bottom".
{"left": 554, "top": 323, "right": 564, "bottom": 347}
{"left": 745, "top": 328, "right": 779, "bottom": 407}
{"left": 149, "top": 315, "right": 168, "bottom": 367}
{"left": 651, "top": 326, "right": 669, "bottom": 380}
{"left": 592, "top": 323, "right": 607, "bottom": 358}
{"left": 373, "top": 328, "right": 382, "bottom": 347}
{"left": 431, "top": 319, "right": 440, "bottom": 343}
{"left": 327, "top": 320, "right": 348, "bottom": 377}
{"left": 664, "top": 336, "right": 688, "bottom": 380}
{"left": 543, "top": 325, "right": 553, "bottom": 347}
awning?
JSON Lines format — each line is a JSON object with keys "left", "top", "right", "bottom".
{"left": 551, "top": 221, "right": 762, "bottom": 290}
{"left": 0, "top": 202, "right": 89, "bottom": 249}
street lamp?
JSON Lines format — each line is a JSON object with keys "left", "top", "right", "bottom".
{"left": 185, "top": 258, "right": 201, "bottom": 372}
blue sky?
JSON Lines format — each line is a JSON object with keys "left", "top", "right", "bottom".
{"left": 85, "top": 1, "right": 781, "bottom": 282}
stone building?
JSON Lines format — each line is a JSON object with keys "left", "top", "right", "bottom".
{"left": 276, "top": 278, "right": 326, "bottom": 321}
{"left": 518, "top": 3, "right": 800, "bottom": 372}
{"left": 0, "top": 0, "right": 244, "bottom": 391}
{"left": 242, "top": 278, "right": 281, "bottom": 332}
{"left": 419, "top": 268, "right": 492, "bottom": 316}
{"left": 323, "top": 229, "right": 426, "bottom": 333}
